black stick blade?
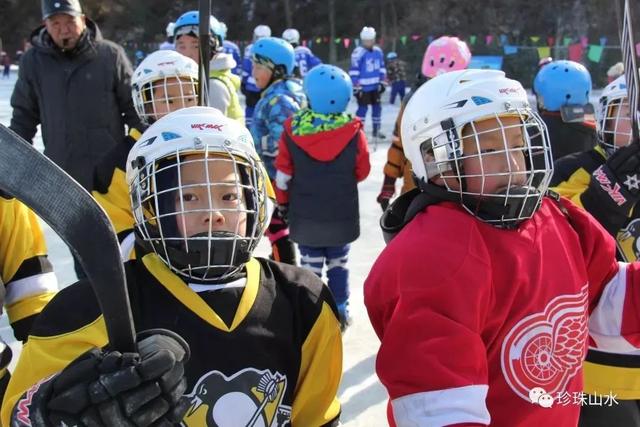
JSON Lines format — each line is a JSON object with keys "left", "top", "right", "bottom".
{"left": 0, "top": 124, "right": 136, "bottom": 352}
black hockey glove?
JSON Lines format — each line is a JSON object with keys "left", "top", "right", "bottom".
{"left": 581, "top": 143, "right": 640, "bottom": 234}
{"left": 276, "top": 203, "right": 289, "bottom": 225}
{"left": 353, "top": 86, "right": 363, "bottom": 100}
{"left": 11, "top": 329, "right": 190, "bottom": 427}
{"left": 377, "top": 82, "right": 386, "bottom": 94}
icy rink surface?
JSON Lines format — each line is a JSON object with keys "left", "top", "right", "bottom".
{"left": 0, "top": 69, "right": 391, "bottom": 425}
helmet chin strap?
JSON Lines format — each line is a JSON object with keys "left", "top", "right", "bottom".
{"left": 417, "top": 178, "right": 541, "bottom": 229}
{"left": 136, "top": 231, "right": 252, "bottom": 281}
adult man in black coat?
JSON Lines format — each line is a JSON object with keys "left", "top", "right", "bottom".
{"left": 9, "top": 0, "right": 141, "bottom": 191}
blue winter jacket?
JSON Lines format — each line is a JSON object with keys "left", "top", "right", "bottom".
{"left": 250, "top": 78, "right": 306, "bottom": 179}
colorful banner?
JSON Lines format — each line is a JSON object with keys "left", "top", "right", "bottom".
{"left": 468, "top": 55, "right": 504, "bottom": 70}
{"left": 485, "top": 35, "right": 494, "bottom": 45}
{"left": 537, "top": 46, "right": 551, "bottom": 59}
{"left": 568, "top": 43, "right": 584, "bottom": 61}
{"left": 587, "top": 45, "right": 604, "bottom": 62}
{"left": 580, "top": 36, "right": 589, "bottom": 47}
{"left": 504, "top": 45, "right": 518, "bottom": 55}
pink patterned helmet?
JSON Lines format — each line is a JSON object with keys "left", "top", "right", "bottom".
{"left": 421, "top": 36, "right": 472, "bottom": 78}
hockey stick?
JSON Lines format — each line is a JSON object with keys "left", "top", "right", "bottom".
{"left": 616, "top": 0, "right": 640, "bottom": 143}
{"left": 198, "top": 0, "right": 212, "bottom": 106}
{"left": 0, "top": 124, "right": 136, "bottom": 353}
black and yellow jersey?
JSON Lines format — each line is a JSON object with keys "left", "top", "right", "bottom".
{"left": 92, "top": 127, "right": 144, "bottom": 259}
{"left": 2, "top": 253, "right": 342, "bottom": 427}
{"left": 552, "top": 146, "right": 640, "bottom": 399}
{"left": 0, "top": 192, "right": 57, "bottom": 342}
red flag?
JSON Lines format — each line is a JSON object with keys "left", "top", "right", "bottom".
{"left": 568, "top": 43, "right": 584, "bottom": 61}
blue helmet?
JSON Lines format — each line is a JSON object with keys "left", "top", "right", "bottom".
{"left": 387, "top": 51, "right": 398, "bottom": 60}
{"left": 174, "top": 11, "right": 221, "bottom": 46}
{"left": 304, "top": 64, "right": 352, "bottom": 114}
{"left": 251, "top": 37, "right": 295, "bottom": 76}
{"left": 533, "top": 60, "right": 592, "bottom": 111}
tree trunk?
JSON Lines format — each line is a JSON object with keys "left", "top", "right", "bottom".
{"left": 379, "top": 0, "right": 387, "bottom": 49}
{"left": 328, "top": 0, "right": 337, "bottom": 64}
{"left": 389, "top": 0, "right": 399, "bottom": 51}
{"left": 283, "top": 0, "right": 292, "bottom": 28}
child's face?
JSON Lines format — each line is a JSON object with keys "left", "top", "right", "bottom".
{"left": 361, "top": 39, "right": 375, "bottom": 49}
{"left": 148, "top": 77, "right": 197, "bottom": 120}
{"left": 174, "top": 154, "right": 247, "bottom": 239}
{"left": 175, "top": 34, "right": 200, "bottom": 63}
{"left": 252, "top": 63, "right": 273, "bottom": 89}
{"left": 607, "top": 102, "right": 633, "bottom": 147}
{"left": 438, "top": 116, "right": 528, "bottom": 195}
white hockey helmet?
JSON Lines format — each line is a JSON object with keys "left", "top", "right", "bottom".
{"left": 131, "top": 50, "right": 199, "bottom": 124}
{"left": 597, "top": 74, "right": 632, "bottom": 153}
{"left": 282, "top": 28, "right": 300, "bottom": 45}
{"left": 401, "top": 69, "right": 553, "bottom": 227}
{"left": 166, "top": 22, "right": 176, "bottom": 38}
{"left": 253, "top": 24, "right": 272, "bottom": 40}
{"left": 360, "top": 26, "right": 376, "bottom": 41}
{"left": 127, "top": 107, "right": 274, "bottom": 281}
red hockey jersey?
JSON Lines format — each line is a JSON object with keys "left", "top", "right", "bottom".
{"left": 364, "top": 197, "right": 640, "bottom": 426}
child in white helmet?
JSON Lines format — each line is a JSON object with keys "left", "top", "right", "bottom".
{"left": 92, "top": 49, "right": 198, "bottom": 254}
{"left": 4, "top": 107, "right": 343, "bottom": 427}
{"left": 349, "top": 26, "right": 386, "bottom": 139}
{"left": 366, "top": 69, "right": 640, "bottom": 426}
{"left": 281, "top": 28, "right": 322, "bottom": 78}
{"left": 241, "top": 24, "right": 272, "bottom": 127}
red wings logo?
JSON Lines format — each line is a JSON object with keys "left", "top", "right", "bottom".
{"left": 191, "top": 123, "right": 224, "bottom": 131}
{"left": 501, "top": 286, "right": 589, "bottom": 401}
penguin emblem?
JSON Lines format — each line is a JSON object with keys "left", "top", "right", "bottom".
{"left": 182, "top": 368, "right": 291, "bottom": 427}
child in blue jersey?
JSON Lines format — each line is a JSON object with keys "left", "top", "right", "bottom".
{"left": 349, "top": 26, "right": 386, "bottom": 139}
{"left": 218, "top": 21, "right": 242, "bottom": 76}
{"left": 250, "top": 37, "right": 306, "bottom": 266}
{"left": 242, "top": 25, "right": 271, "bottom": 126}
{"left": 282, "top": 28, "right": 322, "bottom": 78}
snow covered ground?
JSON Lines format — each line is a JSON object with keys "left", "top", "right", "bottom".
{"left": 0, "top": 68, "right": 392, "bottom": 425}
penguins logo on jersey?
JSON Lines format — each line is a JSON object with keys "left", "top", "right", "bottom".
{"left": 617, "top": 218, "right": 640, "bottom": 262}
{"left": 182, "top": 368, "right": 292, "bottom": 427}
